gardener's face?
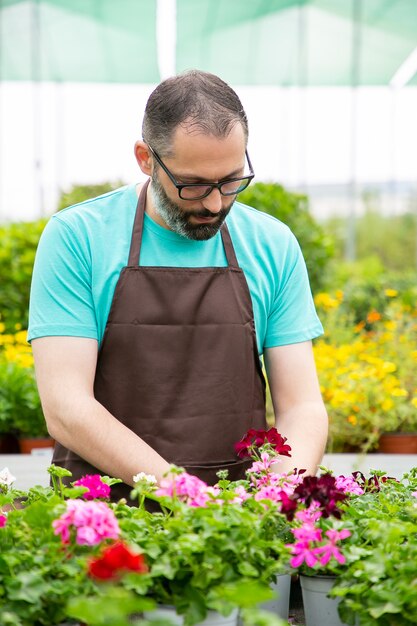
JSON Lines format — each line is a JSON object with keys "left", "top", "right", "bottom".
{"left": 149, "top": 123, "right": 247, "bottom": 240}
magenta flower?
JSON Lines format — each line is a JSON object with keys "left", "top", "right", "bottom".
{"left": 52, "top": 500, "right": 120, "bottom": 546}
{"left": 292, "top": 524, "right": 322, "bottom": 543}
{"left": 315, "top": 541, "right": 347, "bottom": 566}
{"left": 0, "top": 514, "right": 7, "bottom": 528}
{"left": 325, "top": 528, "right": 351, "bottom": 542}
{"left": 279, "top": 491, "right": 299, "bottom": 521}
{"left": 73, "top": 474, "right": 111, "bottom": 500}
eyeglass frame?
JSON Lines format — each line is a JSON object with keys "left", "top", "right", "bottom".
{"left": 147, "top": 144, "right": 255, "bottom": 200}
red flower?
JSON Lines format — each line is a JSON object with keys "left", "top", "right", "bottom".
{"left": 88, "top": 541, "right": 148, "bottom": 581}
{"left": 234, "top": 428, "right": 292, "bottom": 459}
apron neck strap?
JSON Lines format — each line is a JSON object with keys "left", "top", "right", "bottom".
{"left": 128, "top": 178, "right": 239, "bottom": 268}
{"left": 220, "top": 223, "right": 239, "bottom": 268}
{"left": 128, "top": 179, "right": 149, "bottom": 267}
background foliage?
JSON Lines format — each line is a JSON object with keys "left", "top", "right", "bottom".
{"left": 239, "top": 183, "right": 335, "bottom": 295}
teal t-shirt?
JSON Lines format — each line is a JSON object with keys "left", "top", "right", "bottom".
{"left": 28, "top": 184, "right": 323, "bottom": 354}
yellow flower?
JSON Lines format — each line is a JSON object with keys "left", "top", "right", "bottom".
{"left": 347, "top": 415, "right": 357, "bottom": 425}
{"left": 384, "top": 288, "right": 398, "bottom": 298}
{"left": 381, "top": 399, "right": 394, "bottom": 411}
{"left": 391, "top": 388, "right": 408, "bottom": 397}
{"left": 314, "top": 292, "right": 340, "bottom": 310}
{"left": 0, "top": 322, "right": 5, "bottom": 333}
{"left": 411, "top": 398, "right": 417, "bottom": 409}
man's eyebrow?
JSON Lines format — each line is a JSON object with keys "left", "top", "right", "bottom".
{"left": 175, "top": 166, "right": 245, "bottom": 183}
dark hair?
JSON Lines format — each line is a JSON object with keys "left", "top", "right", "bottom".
{"left": 142, "top": 69, "right": 248, "bottom": 156}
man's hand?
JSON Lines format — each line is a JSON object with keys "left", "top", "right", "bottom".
{"left": 264, "top": 341, "right": 328, "bottom": 476}
{"left": 32, "top": 336, "right": 172, "bottom": 485}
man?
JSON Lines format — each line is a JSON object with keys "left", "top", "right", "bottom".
{"left": 29, "top": 70, "right": 328, "bottom": 499}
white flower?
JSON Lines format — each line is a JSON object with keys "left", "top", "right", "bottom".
{"left": 0, "top": 467, "right": 16, "bottom": 488}
{"left": 133, "top": 472, "right": 157, "bottom": 485}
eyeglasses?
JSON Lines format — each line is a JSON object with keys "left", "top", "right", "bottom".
{"left": 148, "top": 145, "right": 255, "bottom": 200}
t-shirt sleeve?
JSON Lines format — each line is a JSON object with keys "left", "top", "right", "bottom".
{"left": 264, "top": 233, "right": 323, "bottom": 348}
{"left": 28, "top": 215, "right": 98, "bottom": 342}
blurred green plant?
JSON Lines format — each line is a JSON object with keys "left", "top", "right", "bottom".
{"left": 57, "top": 180, "right": 125, "bottom": 211}
{"left": 0, "top": 182, "right": 125, "bottom": 332}
{"left": 325, "top": 209, "right": 417, "bottom": 272}
{"left": 0, "top": 219, "right": 47, "bottom": 332}
{"left": 0, "top": 359, "right": 47, "bottom": 438}
{"left": 239, "top": 183, "right": 335, "bottom": 294}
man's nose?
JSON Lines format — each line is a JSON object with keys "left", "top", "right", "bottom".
{"left": 203, "top": 187, "right": 223, "bottom": 214}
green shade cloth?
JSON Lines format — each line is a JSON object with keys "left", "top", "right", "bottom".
{"left": 176, "top": 0, "right": 417, "bottom": 86}
{"left": 1, "top": 0, "right": 416, "bottom": 85}
{"left": 0, "top": 0, "right": 159, "bottom": 82}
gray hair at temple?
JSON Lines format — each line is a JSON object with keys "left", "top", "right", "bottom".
{"left": 142, "top": 69, "right": 249, "bottom": 157}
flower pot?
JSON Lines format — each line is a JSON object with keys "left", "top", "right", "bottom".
{"left": 18, "top": 436, "right": 55, "bottom": 454}
{"left": 143, "top": 607, "right": 239, "bottom": 626}
{"left": 0, "top": 434, "right": 20, "bottom": 453}
{"left": 300, "top": 575, "right": 349, "bottom": 626}
{"left": 378, "top": 432, "right": 417, "bottom": 454}
{"left": 257, "top": 573, "right": 291, "bottom": 621}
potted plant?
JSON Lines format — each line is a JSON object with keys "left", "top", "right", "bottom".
{"left": 331, "top": 469, "right": 417, "bottom": 626}
{"left": 279, "top": 467, "right": 417, "bottom": 626}
{"left": 0, "top": 461, "right": 290, "bottom": 626}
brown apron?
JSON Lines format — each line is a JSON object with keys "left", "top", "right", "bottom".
{"left": 52, "top": 180, "right": 267, "bottom": 501}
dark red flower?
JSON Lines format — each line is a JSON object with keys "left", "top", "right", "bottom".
{"left": 352, "top": 471, "right": 398, "bottom": 493}
{"left": 88, "top": 541, "right": 148, "bottom": 581}
{"left": 234, "top": 427, "right": 292, "bottom": 459}
{"left": 294, "top": 474, "right": 348, "bottom": 518}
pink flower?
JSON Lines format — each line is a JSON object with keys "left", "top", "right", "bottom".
{"left": 247, "top": 452, "right": 276, "bottom": 474}
{"left": 73, "top": 474, "right": 111, "bottom": 500}
{"left": 156, "top": 472, "right": 211, "bottom": 507}
{"left": 335, "top": 475, "right": 365, "bottom": 496}
{"left": 295, "top": 505, "right": 322, "bottom": 525}
{"left": 52, "top": 500, "right": 120, "bottom": 546}
{"left": 229, "top": 485, "right": 250, "bottom": 504}
{"left": 412, "top": 491, "right": 417, "bottom": 499}
{"left": 0, "top": 514, "right": 7, "bottom": 528}
{"left": 287, "top": 540, "right": 318, "bottom": 568}
{"left": 255, "top": 484, "right": 287, "bottom": 503}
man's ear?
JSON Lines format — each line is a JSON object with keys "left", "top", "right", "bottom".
{"left": 134, "top": 141, "right": 152, "bottom": 175}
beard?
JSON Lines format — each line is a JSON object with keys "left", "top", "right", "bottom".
{"left": 150, "top": 171, "right": 235, "bottom": 241}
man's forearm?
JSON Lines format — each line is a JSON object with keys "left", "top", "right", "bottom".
{"left": 45, "top": 396, "right": 172, "bottom": 486}
{"left": 273, "top": 401, "right": 328, "bottom": 476}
